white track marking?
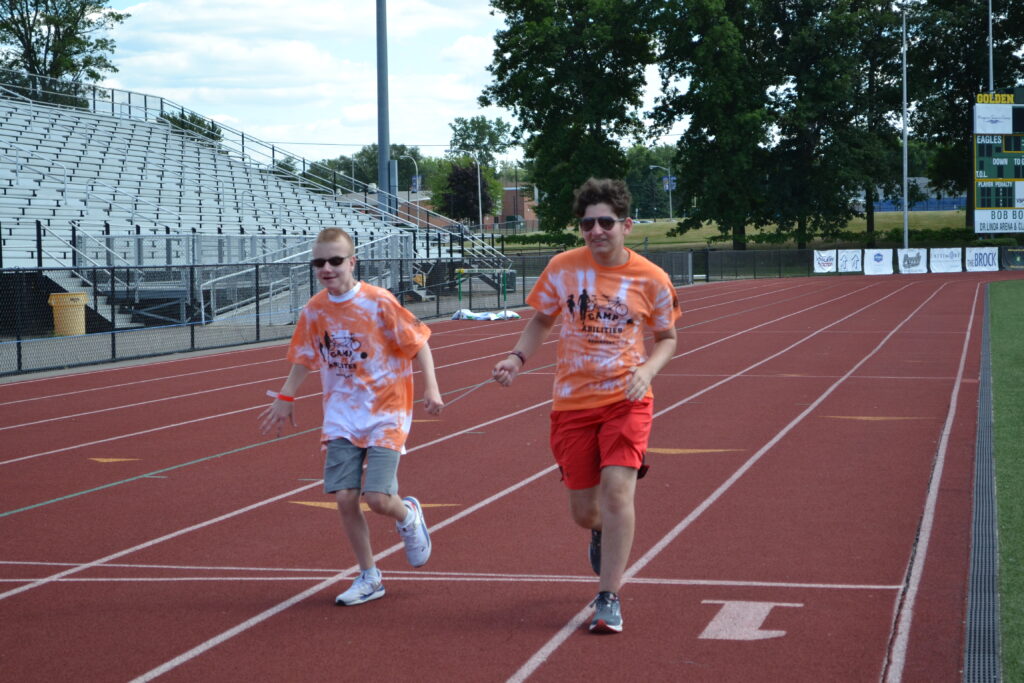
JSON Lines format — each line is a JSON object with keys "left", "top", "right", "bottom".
{"left": 0, "top": 358, "right": 282, "bottom": 407}
{"left": 882, "top": 284, "right": 980, "bottom": 683}
{"left": 0, "top": 399, "right": 554, "bottom": 604}
{"left": 128, "top": 465, "right": 556, "bottom": 683}
{"left": 508, "top": 283, "right": 950, "bottom": 682}
{"left": 0, "top": 375, "right": 288, "bottom": 431}
{"left": 0, "top": 483, "right": 320, "bottom": 602}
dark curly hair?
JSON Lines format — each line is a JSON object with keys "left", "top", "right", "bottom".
{"left": 571, "top": 178, "right": 632, "bottom": 218}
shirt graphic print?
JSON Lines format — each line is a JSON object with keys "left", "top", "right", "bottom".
{"left": 287, "top": 282, "right": 430, "bottom": 451}
{"left": 527, "top": 247, "right": 680, "bottom": 411}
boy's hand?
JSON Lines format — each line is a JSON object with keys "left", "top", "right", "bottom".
{"left": 258, "top": 400, "right": 297, "bottom": 436}
{"left": 625, "top": 366, "right": 654, "bottom": 402}
{"left": 491, "top": 356, "right": 521, "bottom": 387}
{"left": 423, "top": 388, "right": 444, "bottom": 415}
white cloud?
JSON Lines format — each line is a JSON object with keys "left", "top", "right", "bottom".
{"left": 102, "top": 0, "right": 514, "bottom": 163}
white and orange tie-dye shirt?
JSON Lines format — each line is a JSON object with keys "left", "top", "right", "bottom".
{"left": 287, "top": 282, "right": 430, "bottom": 452}
{"left": 527, "top": 247, "right": 681, "bottom": 411}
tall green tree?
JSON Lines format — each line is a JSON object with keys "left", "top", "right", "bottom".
{"left": 909, "top": 0, "right": 1024, "bottom": 229}
{"left": 765, "top": 1, "right": 869, "bottom": 249}
{"left": 846, "top": 1, "right": 903, "bottom": 246}
{"left": 651, "top": 1, "right": 778, "bottom": 249}
{"left": 430, "top": 157, "right": 498, "bottom": 228}
{"left": 0, "top": 0, "right": 128, "bottom": 88}
{"left": 448, "top": 115, "right": 513, "bottom": 168}
{"left": 481, "top": 0, "right": 655, "bottom": 235}
{"left": 623, "top": 144, "right": 675, "bottom": 220}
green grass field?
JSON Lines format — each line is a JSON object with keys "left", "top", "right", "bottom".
{"left": 990, "top": 280, "right": 1024, "bottom": 680}
{"left": 622, "top": 210, "right": 977, "bottom": 251}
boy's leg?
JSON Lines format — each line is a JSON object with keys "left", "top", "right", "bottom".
{"left": 335, "top": 488, "right": 375, "bottom": 570}
{"left": 363, "top": 447, "right": 431, "bottom": 567}
{"left": 595, "top": 465, "right": 637, "bottom": 594}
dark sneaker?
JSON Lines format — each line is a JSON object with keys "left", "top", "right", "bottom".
{"left": 396, "top": 496, "right": 431, "bottom": 567}
{"left": 589, "top": 591, "right": 623, "bottom": 633}
{"left": 589, "top": 529, "right": 601, "bottom": 576}
{"left": 335, "top": 569, "right": 385, "bottom": 606}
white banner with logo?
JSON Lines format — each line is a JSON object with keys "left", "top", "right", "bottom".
{"left": 965, "top": 247, "right": 1000, "bottom": 272}
{"left": 864, "top": 249, "right": 894, "bottom": 275}
{"left": 813, "top": 250, "right": 837, "bottom": 273}
{"left": 898, "top": 248, "right": 927, "bottom": 274}
{"left": 838, "top": 249, "right": 863, "bottom": 273}
{"left": 929, "top": 247, "right": 963, "bottom": 273}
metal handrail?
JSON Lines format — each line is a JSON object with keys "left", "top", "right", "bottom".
{"left": 2, "top": 144, "right": 69, "bottom": 196}
{"left": 0, "top": 68, "right": 510, "bottom": 267}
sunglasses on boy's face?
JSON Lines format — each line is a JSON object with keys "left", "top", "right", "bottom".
{"left": 310, "top": 255, "right": 349, "bottom": 268}
{"left": 580, "top": 216, "right": 626, "bottom": 231}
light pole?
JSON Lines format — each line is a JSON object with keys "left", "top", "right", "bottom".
{"left": 901, "top": 3, "right": 909, "bottom": 249}
{"left": 400, "top": 154, "right": 419, "bottom": 225}
{"left": 449, "top": 149, "right": 482, "bottom": 231}
{"left": 649, "top": 165, "right": 673, "bottom": 219}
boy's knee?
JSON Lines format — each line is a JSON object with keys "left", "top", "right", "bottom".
{"left": 363, "top": 491, "right": 391, "bottom": 515}
{"left": 334, "top": 489, "right": 361, "bottom": 512}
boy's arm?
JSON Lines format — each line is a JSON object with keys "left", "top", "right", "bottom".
{"left": 625, "top": 326, "right": 677, "bottom": 402}
{"left": 258, "top": 363, "right": 311, "bottom": 435}
{"left": 492, "top": 311, "right": 558, "bottom": 387}
{"left": 415, "top": 342, "right": 444, "bottom": 415}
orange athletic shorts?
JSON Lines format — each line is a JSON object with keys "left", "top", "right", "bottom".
{"left": 549, "top": 397, "right": 653, "bottom": 490}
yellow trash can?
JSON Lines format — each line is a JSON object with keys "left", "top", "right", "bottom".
{"left": 48, "top": 292, "right": 88, "bottom": 336}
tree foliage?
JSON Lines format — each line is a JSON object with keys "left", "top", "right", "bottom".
{"left": 909, "top": 0, "right": 1024, "bottom": 228}
{"left": 448, "top": 115, "right": 513, "bottom": 168}
{"left": 431, "top": 159, "right": 496, "bottom": 228}
{"left": 159, "top": 111, "right": 223, "bottom": 143}
{"left": 0, "top": 0, "right": 128, "bottom": 83}
{"left": 482, "top": 0, "right": 655, "bottom": 234}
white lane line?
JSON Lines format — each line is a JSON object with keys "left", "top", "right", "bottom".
{"left": 128, "top": 465, "right": 556, "bottom": 683}
{"left": 0, "top": 561, "right": 902, "bottom": 590}
{"left": 0, "top": 575, "right": 901, "bottom": 590}
{"left": 0, "top": 398, "right": 554, "bottom": 603}
{"left": 0, "top": 357, "right": 280, "bottom": 405}
{"left": 883, "top": 284, "right": 980, "bottom": 683}
{"left": 507, "top": 282, "right": 949, "bottom": 683}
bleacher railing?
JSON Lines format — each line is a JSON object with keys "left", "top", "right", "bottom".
{"left": 0, "top": 68, "right": 511, "bottom": 271}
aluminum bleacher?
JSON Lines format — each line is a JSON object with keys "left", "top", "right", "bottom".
{"left": 0, "top": 72, "right": 511, "bottom": 330}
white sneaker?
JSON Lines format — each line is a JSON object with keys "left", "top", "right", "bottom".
{"left": 335, "top": 569, "right": 385, "bottom": 606}
{"left": 396, "top": 496, "right": 431, "bottom": 567}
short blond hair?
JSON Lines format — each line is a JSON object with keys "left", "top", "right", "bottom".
{"left": 316, "top": 227, "right": 354, "bottom": 251}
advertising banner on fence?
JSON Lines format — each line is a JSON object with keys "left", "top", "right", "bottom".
{"left": 1003, "top": 247, "right": 1024, "bottom": 270}
{"left": 929, "top": 248, "right": 963, "bottom": 273}
{"left": 813, "top": 250, "right": 837, "bottom": 273}
{"left": 838, "top": 249, "right": 863, "bottom": 273}
{"left": 864, "top": 249, "right": 894, "bottom": 275}
{"left": 898, "top": 248, "right": 927, "bottom": 274}
{"left": 965, "top": 247, "right": 999, "bottom": 272}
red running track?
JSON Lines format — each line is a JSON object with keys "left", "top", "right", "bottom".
{"left": 2, "top": 271, "right": 1020, "bottom": 682}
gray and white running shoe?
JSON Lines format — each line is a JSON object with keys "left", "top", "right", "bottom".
{"left": 335, "top": 569, "right": 385, "bottom": 606}
{"left": 396, "top": 496, "right": 432, "bottom": 567}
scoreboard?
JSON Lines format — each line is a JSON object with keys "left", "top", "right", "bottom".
{"left": 974, "top": 88, "right": 1024, "bottom": 233}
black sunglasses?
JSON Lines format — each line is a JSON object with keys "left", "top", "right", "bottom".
{"left": 310, "top": 255, "right": 350, "bottom": 268}
{"left": 580, "top": 216, "right": 626, "bottom": 231}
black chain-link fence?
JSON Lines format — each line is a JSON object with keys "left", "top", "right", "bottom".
{"left": 7, "top": 245, "right": 1020, "bottom": 376}
{"left": 0, "top": 251, "right": 693, "bottom": 376}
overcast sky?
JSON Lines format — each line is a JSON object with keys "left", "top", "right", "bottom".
{"left": 103, "top": 0, "right": 677, "bottom": 167}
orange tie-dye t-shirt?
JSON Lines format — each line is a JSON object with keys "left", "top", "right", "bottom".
{"left": 287, "top": 282, "right": 430, "bottom": 452}
{"left": 527, "top": 247, "right": 681, "bottom": 411}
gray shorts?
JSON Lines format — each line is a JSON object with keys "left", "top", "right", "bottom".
{"left": 323, "top": 438, "right": 400, "bottom": 495}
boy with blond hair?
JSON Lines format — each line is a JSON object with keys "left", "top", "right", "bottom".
{"left": 260, "top": 227, "right": 443, "bottom": 605}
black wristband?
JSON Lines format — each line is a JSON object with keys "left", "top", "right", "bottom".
{"left": 508, "top": 350, "right": 526, "bottom": 367}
